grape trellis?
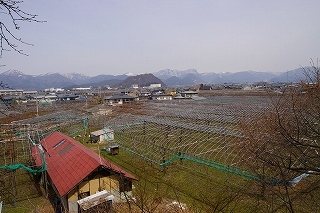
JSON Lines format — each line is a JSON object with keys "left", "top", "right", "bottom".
{"left": 106, "top": 98, "right": 269, "bottom": 180}
{"left": 0, "top": 110, "right": 88, "bottom": 206}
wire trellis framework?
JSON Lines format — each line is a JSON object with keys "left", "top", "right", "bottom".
{"left": 105, "top": 99, "right": 269, "bottom": 180}
{"left": 0, "top": 110, "right": 89, "bottom": 207}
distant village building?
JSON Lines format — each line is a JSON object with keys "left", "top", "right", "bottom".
{"left": 0, "top": 96, "right": 14, "bottom": 105}
{"left": 104, "top": 94, "right": 136, "bottom": 105}
{"left": 149, "top": 84, "right": 161, "bottom": 88}
{"left": 152, "top": 94, "right": 172, "bottom": 101}
{"left": 72, "top": 87, "right": 92, "bottom": 91}
{"left": 29, "top": 94, "right": 58, "bottom": 103}
{"left": 243, "top": 86, "right": 253, "bottom": 90}
{"left": 23, "top": 91, "right": 38, "bottom": 95}
{"left": 174, "top": 90, "right": 203, "bottom": 100}
{"left": 199, "top": 84, "right": 212, "bottom": 90}
{"left": 139, "top": 91, "right": 151, "bottom": 100}
{"left": 179, "top": 91, "right": 199, "bottom": 98}
{"left": 57, "top": 94, "right": 79, "bottom": 101}
{"left": 151, "top": 89, "right": 165, "bottom": 95}
{"left": 131, "top": 84, "right": 139, "bottom": 89}
{"left": 44, "top": 88, "right": 64, "bottom": 92}
{"left": 0, "top": 89, "right": 23, "bottom": 96}
{"left": 166, "top": 90, "right": 177, "bottom": 96}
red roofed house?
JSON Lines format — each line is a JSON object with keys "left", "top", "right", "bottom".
{"left": 32, "top": 131, "right": 137, "bottom": 213}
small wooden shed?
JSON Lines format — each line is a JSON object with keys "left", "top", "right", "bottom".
{"left": 110, "top": 145, "right": 119, "bottom": 155}
{"left": 91, "top": 128, "right": 114, "bottom": 143}
{"left": 104, "top": 145, "right": 120, "bottom": 155}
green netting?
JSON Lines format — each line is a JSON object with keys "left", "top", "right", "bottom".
{"left": 0, "top": 133, "right": 47, "bottom": 174}
{"left": 160, "top": 153, "right": 260, "bottom": 181}
{"left": 119, "top": 145, "right": 260, "bottom": 181}
{"left": 83, "top": 118, "right": 89, "bottom": 129}
{"left": 0, "top": 147, "right": 46, "bottom": 174}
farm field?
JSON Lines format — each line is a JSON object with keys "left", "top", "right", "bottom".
{"left": 99, "top": 95, "right": 274, "bottom": 212}
{"left": 1, "top": 90, "right": 318, "bottom": 212}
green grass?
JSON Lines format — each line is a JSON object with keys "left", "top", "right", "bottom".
{"left": 1, "top": 170, "right": 53, "bottom": 213}
{"left": 91, "top": 141, "right": 262, "bottom": 212}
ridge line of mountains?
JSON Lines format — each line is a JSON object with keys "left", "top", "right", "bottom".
{"left": 0, "top": 67, "right": 310, "bottom": 90}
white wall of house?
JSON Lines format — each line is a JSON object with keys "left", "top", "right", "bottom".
{"left": 91, "top": 129, "right": 114, "bottom": 142}
{"left": 152, "top": 96, "right": 172, "bottom": 100}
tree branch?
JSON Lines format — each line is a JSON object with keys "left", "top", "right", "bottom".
{"left": 0, "top": 0, "right": 43, "bottom": 57}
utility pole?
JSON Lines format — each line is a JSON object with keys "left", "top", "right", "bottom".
{"left": 36, "top": 95, "right": 39, "bottom": 117}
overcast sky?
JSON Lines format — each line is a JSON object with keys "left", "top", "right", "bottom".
{"left": 1, "top": 0, "right": 319, "bottom": 76}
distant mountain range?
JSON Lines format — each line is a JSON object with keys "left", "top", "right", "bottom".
{"left": 153, "top": 68, "right": 309, "bottom": 85}
{"left": 0, "top": 67, "right": 311, "bottom": 90}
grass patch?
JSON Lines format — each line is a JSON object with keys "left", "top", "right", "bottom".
{"left": 1, "top": 170, "right": 53, "bottom": 213}
{"left": 90, "top": 141, "right": 260, "bottom": 212}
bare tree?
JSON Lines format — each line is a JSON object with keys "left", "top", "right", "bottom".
{"left": 0, "top": 1, "right": 43, "bottom": 116}
{"left": 241, "top": 60, "right": 320, "bottom": 212}
{"left": 0, "top": 0, "right": 42, "bottom": 57}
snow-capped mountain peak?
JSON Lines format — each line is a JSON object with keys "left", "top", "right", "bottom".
{"left": 154, "top": 69, "right": 199, "bottom": 78}
{"left": 62, "top": 72, "right": 90, "bottom": 80}
{"left": 2, "top": 69, "right": 26, "bottom": 77}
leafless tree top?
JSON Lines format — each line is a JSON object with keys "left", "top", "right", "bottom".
{"left": 0, "top": 0, "right": 42, "bottom": 56}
